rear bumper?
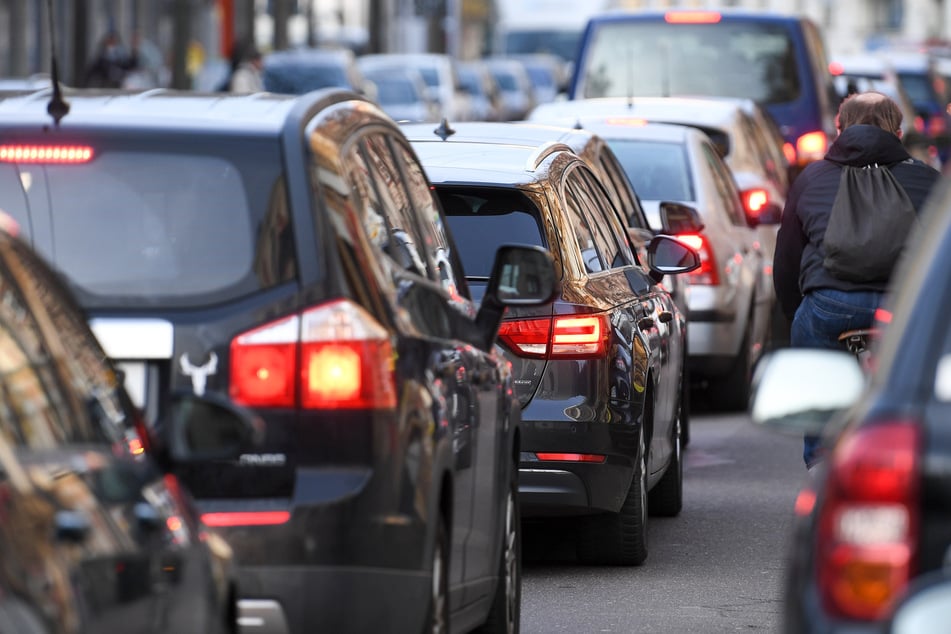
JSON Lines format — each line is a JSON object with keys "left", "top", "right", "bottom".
{"left": 237, "top": 565, "right": 429, "bottom": 634}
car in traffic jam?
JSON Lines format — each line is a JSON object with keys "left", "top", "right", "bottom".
{"left": 3, "top": 0, "right": 951, "bottom": 631}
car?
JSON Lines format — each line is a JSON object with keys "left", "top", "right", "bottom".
{"left": 884, "top": 50, "right": 951, "bottom": 162}
{"left": 749, "top": 174, "right": 951, "bottom": 632}
{"left": 0, "top": 223, "right": 255, "bottom": 633}
{"left": 404, "top": 120, "right": 701, "bottom": 565}
{"left": 0, "top": 87, "right": 559, "bottom": 633}
{"left": 361, "top": 66, "right": 439, "bottom": 123}
{"left": 519, "top": 114, "right": 773, "bottom": 408}
{"left": 569, "top": 9, "right": 839, "bottom": 180}
{"left": 262, "top": 47, "right": 370, "bottom": 96}
{"left": 529, "top": 95, "right": 790, "bottom": 346}
{"left": 482, "top": 58, "right": 537, "bottom": 121}
{"left": 358, "top": 53, "right": 473, "bottom": 121}
{"left": 457, "top": 60, "right": 504, "bottom": 122}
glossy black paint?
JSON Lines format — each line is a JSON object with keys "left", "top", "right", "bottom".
{"left": 0, "top": 233, "right": 235, "bottom": 634}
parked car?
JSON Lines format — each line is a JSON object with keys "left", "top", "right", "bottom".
{"left": 749, "top": 175, "right": 951, "bottom": 632}
{"left": 263, "top": 47, "right": 370, "bottom": 96}
{"left": 570, "top": 9, "right": 839, "bottom": 180}
{"left": 529, "top": 95, "right": 789, "bottom": 346}
{"left": 358, "top": 53, "right": 473, "bottom": 121}
{"left": 404, "top": 120, "right": 701, "bottom": 565}
{"left": 0, "top": 224, "right": 253, "bottom": 633}
{"left": 0, "top": 87, "right": 558, "bottom": 633}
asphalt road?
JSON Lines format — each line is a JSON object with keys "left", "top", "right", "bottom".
{"left": 520, "top": 409, "right": 806, "bottom": 633}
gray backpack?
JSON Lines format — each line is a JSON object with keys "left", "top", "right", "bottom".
{"left": 823, "top": 160, "right": 918, "bottom": 283}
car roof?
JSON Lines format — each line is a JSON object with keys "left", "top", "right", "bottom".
{"left": 530, "top": 96, "right": 748, "bottom": 132}
{"left": 401, "top": 121, "right": 591, "bottom": 148}
{"left": 589, "top": 9, "right": 809, "bottom": 25}
{"left": 0, "top": 88, "right": 304, "bottom": 134}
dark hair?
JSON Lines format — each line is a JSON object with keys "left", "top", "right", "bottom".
{"left": 836, "top": 91, "right": 903, "bottom": 135}
{"left": 229, "top": 40, "right": 261, "bottom": 71}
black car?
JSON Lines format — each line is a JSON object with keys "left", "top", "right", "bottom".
{"left": 0, "top": 226, "right": 257, "bottom": 633}
{"left": 0, "top": 88, "right": 557, "bottom": 633}
{"left": 749, "top": 176, "right": 951, "bottom": 631}
{"left": 404, "top": 121, "right": 700, "bottom": 565}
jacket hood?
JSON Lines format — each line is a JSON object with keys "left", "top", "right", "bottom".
{"left": 825, "top": 124, "right": 910, "bottom": 167}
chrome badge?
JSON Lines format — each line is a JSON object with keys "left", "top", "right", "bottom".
{"left": 179, "top": 352, "right": 218, "bottom": 396}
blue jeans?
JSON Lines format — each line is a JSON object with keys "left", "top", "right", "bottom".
{"left": 791, "top": 289, "right": 883, "bottom": 466}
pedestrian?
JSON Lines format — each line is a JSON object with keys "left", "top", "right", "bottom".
{"left": 220, "top": 40, "right": 264, "bottom": 93}
{"left": 772, "top": 91, "right": 940, "bottom": 468}
{"left": 84, "top": 30, "right": 139, "bottom": 88}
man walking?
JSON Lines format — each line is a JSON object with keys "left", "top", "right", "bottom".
{"left": 773, "top": 91, "right": 940, "bottom": 467}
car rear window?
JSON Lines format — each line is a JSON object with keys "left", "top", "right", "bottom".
{"left": 437, "top": 189, "right": 546, "bottom": 277}
{"left": 0, "top": 139, "right": 296, "bottom": 308}
{"left": 605, "top": 140, "right": 695, "bottom": 202}
{"left": 264, "top": 63, "right": 351, "bottom": 94}
{"left": 580, "top": 20, "right": 801, "bottom": 105}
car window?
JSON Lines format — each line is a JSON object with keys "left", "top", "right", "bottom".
{"left": 562, "top": 174, "right": 606, "bottom": 274}
{"left": 606, "top": 139, "right": 695, "bottom": 202}
{"left": 596, "top": 152, "right": 651, "bottom": 231}
{"left": 570, "top": 167, "right": 634, "bottom": 269}
{"left": 701, "top": 142, "right": 747, "bottom": 226}
{"left": 581, "top": 20, "right": 801, "bottom": 105}
{"left": 437, "top": 189, "right": 547, "bottom": 278}
{"left": 390, "top": 141, "right": 466, "bottom": 299}
{"left": 355, "top": 135, "right": 429, "bottom": 278}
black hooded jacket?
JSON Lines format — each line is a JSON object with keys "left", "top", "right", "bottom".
{"left": 773, "top": 124, "right": 940, "bottom": 321}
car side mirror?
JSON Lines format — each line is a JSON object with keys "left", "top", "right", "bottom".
{"left": 659, "top": 202, "right": 704, "bottom": 234}
{"left": 476, "top": 244, "right": 559, "bottom": 348}
{"left": 164, "top": 391, "right": 264, "bottom": 464}
{"left": 646, "top": 235, "right": 700, "bottom": 283}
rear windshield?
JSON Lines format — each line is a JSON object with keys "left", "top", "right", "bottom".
{"left": 264, "top": 63, "right": 350, "bottom": 93}
{"left": 580, "top": 20, "right": 801, "bottom": 104}
{"left": 437, "top": 189, "right": 546, "bottom": 278}
{"left": 605, "top": 140, "right": 695, "bottom": 202}
{"left": 0, "top": 137, "right": 296, "bottom": 308}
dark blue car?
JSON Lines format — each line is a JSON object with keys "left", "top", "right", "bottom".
{"left": 569, "top": 9, "right": 839, "bottom": 180}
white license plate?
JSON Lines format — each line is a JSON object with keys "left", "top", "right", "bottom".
{"left": 116, "top": 361, "right": 147, "bottom": 410}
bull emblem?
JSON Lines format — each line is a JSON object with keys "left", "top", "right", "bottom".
{"left": 179, "top": 352, "right": 218, "bottom": 396}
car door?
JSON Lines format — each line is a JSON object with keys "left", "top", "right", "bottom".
{"left": 390, "top": 138, "right": 508, "bottom": 604}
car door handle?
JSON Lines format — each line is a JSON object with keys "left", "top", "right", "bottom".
{"left": 637, "top": 317, "right": 654, "bottom": 330}
{"left": 658, "top": 311, "right": 674, "bottom": 324}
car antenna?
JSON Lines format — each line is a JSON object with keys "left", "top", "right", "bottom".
{"left": 45, "top": 0, "right": 70, "bottom": 127}
{"left": 434, "top": 118, "right": 456, "bottom": 141}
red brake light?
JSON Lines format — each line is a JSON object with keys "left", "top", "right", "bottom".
{"left": 498, "top": 314, "right": 610, "bottom": 359}
{"left": 796, "top": 131, "right": 828, "bottom": 165}
{"left": 202, "top": 511, "right": 291, "bottom": 527}
{"left": 741, "top": 188, "right": 769, "bottom": 216}
{"left": 914, "top": 116, "right": 926, "bottom": 133}
{"left": 677, "top": 234, "right": 719, "bottom": 285}
{"left": 817, "top": 421, "right": 920, "bottom": 621}
{"left": 664, "top": 11, "right": 721, "bottom": 23}
{"left": 782, "top": 142, "right": 797, "bottom": 165}
{"left": 0, "top": 145, "right": 94, "bottom": 163}
{"left": 829, "top": 61, "right": 844, "bottom": 76}
{"left": 536, "top": 453, "right": 606, "bottom": 463}
{"left": 928, "top": 114, "right": 946, "bottom": 136}
{"left": 230, "top": 300, "right": 396, "bottom": 410}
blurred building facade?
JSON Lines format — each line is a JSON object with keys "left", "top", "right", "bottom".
{"left": 3, "top": 0, "right": 951, "bottom": 85}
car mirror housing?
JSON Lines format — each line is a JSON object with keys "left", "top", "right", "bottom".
{"left": 164, "top": 391, "right": 264, "bottom": 464}
{"left": 646, "top": 235, "right": 700, "bottom": 283}
{"left": 749, "top": 349, "right": 865, "bottom": 436}
{"left": 659, "top": 201, "right": 704, "bottom": 234}
{"left": 476, "top": 244, "right": 558, "bottom": 348}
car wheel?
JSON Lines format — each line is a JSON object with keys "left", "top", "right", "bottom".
{"left": 474, "top": 469, "right": 521, "bottom": 634}
{"left": 710, "top": 320, "right": 752, "bottom": 412}
{"left": 577, "top": 422, "right": 648, "bottom": 566}
{"left": 426, "top": 517, "right": 450, "bottom": 634}
{"left": 648, "top": 409, "right": 683, "bottom": 517}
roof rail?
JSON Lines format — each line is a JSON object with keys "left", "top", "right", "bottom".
{"left": 527, "top": 141, "right": 573, "bottom": 171}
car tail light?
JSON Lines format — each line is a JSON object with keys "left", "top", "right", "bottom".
{"left": 741, "top": 188, "right": 769, "bottom": 218}
{"left": 202, "top": 511, "right": 291, "bottom": 527}
{"left": 676, "top": 234, "right": 719, "bottom": 285}
{"left": 914, "top": 116, "right": 926, "bottom": 133}
{"left": 498, "top": 314, "right": 609, "bottom": 359}
{"left": 816, "top": 420, "right": 920, "bottom": 621}
{"left": 927, "top": 114, "right": 946, "bottom": 137}
{"left": 230, "top": 299, "right": 396, "bottom": 410}
{"left": 829, "top": 62, "right": 844, "bottom": 76}
{"left": 536, "top": 453, "right": 606, "bottom": 463}
{"left": 664, "top": 10, "right": 721, "bottom": 23}
{"left": 782, "top": 142, "right": 797, "bottom": 165}
{"left": 796, "top": 131, "right": 828, "bottom": 165}
{"left": 0, "top": 145, "right": 94, "bottom": 163}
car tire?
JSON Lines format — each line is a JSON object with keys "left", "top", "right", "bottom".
{"left": 648, "top": 409, "right": 683, "bottom": 517}
{"left": 474, "top": 468, "right": 521, "bottom": 634}
{"left": 710, "top": 320, "right": 752, "bottom": 412}
{"left": 425, "top": 516, "right": 450, "bottom": 634}
{"left": 577, "top": 422, "right": 648, "bottom": 566}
